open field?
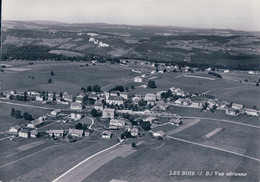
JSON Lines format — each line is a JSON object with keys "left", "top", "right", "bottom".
{"left": 0, "top": 135, "right": 118, "bottom": 182}
{"left": 84, "top": 139, "right": 259, "bottom": 182}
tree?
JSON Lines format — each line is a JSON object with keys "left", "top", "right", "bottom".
{"left": 87, "top": 85, "right": 92, "bottom": 91}
{"left": 253, "top": 105, "right": 257, "bottom": 110}
{"left": 81, "top": 87, "right": 86, "bottom": 92}
{"left": 93, "top": 85, "right": 101, "bottom": 92}
{"left": 51, "top": 71, "right": 55, "bottom": 76}
{"left": 11, "top": 108, "right": 15, "bottom": 116}
{"left": 91, "top": 108, "right": 99, "bottom": 117}
{"left": 148, "top": 80, "right": 157, "bottom": 88}
{"left": 245, "top": 79, "right": 248, "bottom": 82}
{"left": 256, "top": 82, "right": 259, "bottom": 87}
{"left": 110, "top": 85, "right": 124, "bottom": 92}
{"left": 131, "top": 85, "right": 135, "bottom": 90}
{"left": 132, "top": 142, "right": 136, "bottom": 148}
{"left": 48, "top": 78, "right": 52, "bottom": 83}
{"left": 75, "top": 123, "right": 83, "bottom": 129}
{"left": 140, "top": 120, "right": 151, "bottom": 131}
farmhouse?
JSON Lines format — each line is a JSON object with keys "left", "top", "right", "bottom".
{"left": 232, "top": 103, "right": 244, "bottom": 110}
{"left": 144, "top": 93, "right": 156, "bottom": 101}
{"left": 170, "top": 118, "right": 183, "bottom": 126}
{"left": 27, "top": 119, "right": 44, "bottom": 129}
{"left": 9, "top": 125, "right": 20, "bottom": 134}
{"left": 70, "top": 102, "right": 83, "bottom": 111}
{"left": 102, "top": 108, "right": 115, "bottom": 119}
{"left": 71, "top": 113, "right": 82, "bottom": 120}
{"left": 68, "top": 128, "right": 84, "bottom": 137}
{"left": 134, "top": 76, "right": 142, "bottom": 83}
{"left": 47, "top": 129, "right": 65, "bottom": 137}
{"left": 110, "top": 119, "right": 126, "bottom": 127}
{"left": 63, "top": 92, "right": 73, "bottom": 102}
{"left": 244, "top": 108, "right": 259, "bottom": 116}
{"left": 131, "top": 128, "right": 139, "bottom": 137}
{"left": 106, "top": 96, "right": 124, "bottom": 105}
{"left": 36, "top": 95, "right": 44, "bottom": 102}
{"left": 30, "top": 130, "right": 39, "bottom": 138}
{"left": 120, "top": 92, "right": 128, "bottom": 99}
{"left": 18, "top": 129, "right": 30, "bottom": 138}
{"left": 226, "top": 108, "right": 238, "bottom": 116}
{"left": 51, "top": 109, "right": 61, "bottom": 116}
{"left": 152, "top": 130, "right": 166, "bottom": 138}
{"left": 101, "top": 131, "right": 112, "bottom": 139}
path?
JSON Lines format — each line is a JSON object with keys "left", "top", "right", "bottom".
{"left": 0, "top": 100, "right": 56, "bottom": 110}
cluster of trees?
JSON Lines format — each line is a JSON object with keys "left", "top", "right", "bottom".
{"left": 121, "top": 130, "right": 131, "bottom": 139}
{"left": 91, "top": 108, "right": 102, "bottom": 117}
{"left": 110, "top": 85, "right": 125, "bottom": 92}
{"left": 75, "top": 122, "right": 89, "bottom": 130}
{"left": 11, "top": 108, "right": 33, "bottom": 120}
{"left": 81, "top": 85, "right": 101, "bottom": 92}
{"left": 208, "top": 71, "right": 222, "bottom": 78}
{"left": 139, "top": 120, "right": 151, "bottom": 131}
{"left": 148, "top": 80, "right": 157, "bottom": 88}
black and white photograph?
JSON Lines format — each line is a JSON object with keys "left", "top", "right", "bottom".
{"left": 0, "top": 0, "right": 259, "bottom": 181}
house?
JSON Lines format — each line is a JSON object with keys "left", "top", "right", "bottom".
{"left": 9, "top": 125, "right": 20, "bottom": 134}
{"left": 156, "top": 91, "right": 165, "bottom": 100}
{"left": 109, "top": 125, "right": 118, "bottom": 130}
{"left": 94, "top": 103, "right": 104, "bottom": 111}
{"left": 48, "top": 92, "right": 55, "bottom": 102}
{"left": 27, "top": 90, "right": 40, "bottom": 96}
{"left": 143, "top": 116, "right": 158, "bottom": 124}
{"left": 88, "top": 94, "right": 98, "bottom": 101}
{"left": 152, "top": 130, "right": 166, "bottom": 137}
{"left": 63, "top": 92, "right": 73, "bottom": 102}
{"left": 245, "top": 108, "right": 259, "bottom": 116}
{"left": 76, "top": 96, "right": 84, "bottom": 103}
{"left": 232, "top": 103, "right": 244, "bottom": 110}
{"left": 102, "top": 108, "right": 115, "bottom": 119}
{"left": 47, "top": 129, "right": 65, "bottom": 137}
{"left": 226, "top": 108, "right": 238, "bottom": 116}
{"left": 120, "top": 92, "right": 128, "bottom": 100}
{"left": 147, "top": 100, "right": 156, "bottom": 106}
{"left": 110, "top": 91, "right": 119, "bottom": 97}
{"left": 174, "top": 88, "right": 185, "bottom": 96}
{"left": 131, "top": 128, "right": 138, "bottom": 137}
{"left": 71, "top": 113, "right": 82, "bottom": 120}
{"left": 190, "top": 101, "right": 201, "bottom": 108}
{"left": 144, "top": 93, "right": 156, "bottom": 101}
{"left": 208, "top": 99, "right": 218, "bottom": 108}
{"left": 169, "top": 87, "right": 176, "bottom": 92}
{"left": 38, "top": 115, "right": 47, "bottom": 122}
{"left": 106, "top": 96, "right": 124, "bottom": 105}
{"left": 134, "top": 76, "right": 142, "bottom": 83}
{"left": 132, "top": 96, "right": 141, "bottom": 105}
{"left": 27, "top": 119, "right": 44, "bottom": 129}
{"left": 170, "top": 118, "right": 183, "bottom": 126}
{"left": 36, "top": 95, "right": 44, "bottom": 102}
{"left": 70, "top": 102, "right": 83, "bottom": 111}
{"left": 30, "top": 130, "right": 39, "bottom": 138}
{"left": 182, "top": 98, "right": 191, "bottom": 106}
{"left": 110, "top": 119, "right": 126, "bottom": 127}
{"left": 175, "top": 98, "right": 185, "bottom": 105}
{"left": 68, "top": 128, "right": 84, "bottom": 137}
{"left": 18, "top": 129, "right": 30, "bottom": 138}
{"left": 101, "top": 131, "right": 112, "bottom": 139}
{"left": 51, "top": 109, "right": 61, "bottom": 116}
{"left": 116, "top": 109, "right": 133, "bottom": 115}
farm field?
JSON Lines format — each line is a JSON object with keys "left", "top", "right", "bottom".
{"left": 0, "top": 135, "right": 118, "bottom": 182}
{"left": 83, "top": 138, "right": 259, "bottom": 182}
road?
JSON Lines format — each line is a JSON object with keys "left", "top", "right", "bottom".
{"left": 52, "top": 139, "right": 126, "bottom": 182}
{"left": 85, "top": 116, "right": 94, "bottom": 129}
{"left": 0, "top": 100, "right": 56, "bottom": 110}
{"left": 181, "top": 116, "right": 260, "bottom": 129}
{"left": 202, "top": 85, "right": 254, "bottom": 94}
{"left": 167, "top": 135, "right": 260, "bottom": 163}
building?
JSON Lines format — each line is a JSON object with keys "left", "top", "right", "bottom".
{"left": 152, "top": 130, "right": 166, "bottom": 137}
{"left": 68, "top": 128, "right": 84, "bottom": 137}
{"left": 132, "top": 96, "right": 141, "bottom": 105}
{"left": 156, "top": 91, "right": 165, "bottom": 100}
{"left": 70, "top": 102, "right": 83, "bottom": 111}
{"left": 120, "top": 92, "right": 128, "bottom": 100}
{"left": 232, "top": 103, "right": 244, "bottom": 110}
{"left": 47, "top": 129, "right": 65, "bottom": 137}
{"left": 71, "top": 113, "right": 82, "bottom": 121}
{"left": 27, "top": 119, "right": 44, "bottom": 129}
{"left": 51, "top": 109, "right": 61, "bottom": 116}
{"left": 9, "top": 125, "right": 20, "bottom": 134}
{"left": 101, "top": 131, "right": 112, "bottom": 139}
{"left": 134, "top": 76, "right": 142, "bottom": 83}
{"left": 36, "top": 95, "right": 44, "bottom": 102}
{"left": 94, "top": 103, "right": 104, "bottom": 111}
{"left": 38, "top": 115, "right": 47, "bottom": 122}
{"left": 63, "top": 92, "right": 73, "bottom": 102}
{"left": 245, "top": 108, "right": 259, "bottom": 116}
{"left": 110, "top": 91, "right": 119, "bottom": 97}
{"left": 48, "top": 92, "right": 55, "bottom": 102}
{"left": 144, "top": 93, "right": 156, "bottom": 101}
{"left": 30, "top": 130, "right": 39, "bottom": 138}
{"left": 106, "top": 96, "right": 124, "bottom": 105}
{"left": 18, "top": 129, "right": 30, "bottom": 138}
{"left": 76, "top": 96, "right": 84, "bottom": 103}
{"left": 143, "top": 117, "right": 158, "bottom": 124}
{"left": 110, "top": 119, "right": 126, "bottom": 127}
{"left": 131, "top": 128, "right": 138, "bottom": 137}
{"left": 102, "top": 108, "right": 115, "bottom": 119}
{"left": 226, "top": 109, "right": 238, "bottom": 116}
{"left": 88, "top": 94, "right": 98, "bottom": 101}
{"left": 170, "top": 118, "right": 183, "bottom": 126}
{"left": 147, "top": 100, "right": 156, "bottom": 106}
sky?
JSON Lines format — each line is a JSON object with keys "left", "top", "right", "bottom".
{"left": 2, "top": 0, "right": 260, "bottom": 31}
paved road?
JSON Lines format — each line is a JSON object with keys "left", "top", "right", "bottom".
{"left": 85, "top": 116, "right": 94, "bottom": 129}
{"left": 52, "top": 139, "right": 126, "bottom": 182}
{"left": 167, "top": 135, "right": 260, "bottom": 163}
{"left": 0, "top": 136, "right": 11, "bottom": 141}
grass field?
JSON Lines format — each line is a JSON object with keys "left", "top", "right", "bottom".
{"left": 0, "top": 135, "right": 118, "bottom": 182}
{"left": 84, "top": 138, "right": 259, "bottom": 182}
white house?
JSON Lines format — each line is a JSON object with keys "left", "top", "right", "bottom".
{"left": 9, "top": 125, "right": 20, "bottom": 134}
{"left": 110, "top": 119, "right": 126, "bottom": 127}
{"left": 134, "top": 76, "right": 142, "bottom": 83}
{"left": 144, "top": 93, "right": 156, "bottom": 101}
{"left": 68, "top": 128, "right": 84, "bottom": 137}
{"left": 36, "top": 95, "right": 44, "bottom": 102}
{"left": 245, "top": 108, "right": 259, "bottom": 116}
{"left": 47, "top": 129, "right": 65, "bottom": 137}
{"left": 152, "top": 130, "right": 166, "bottom": 137}
{"left": 101, "top": 131, "right": 112, "bottom": 139}
{"left": 131, "top": 128, "right": 139, "bottom": 137}
{"left": 51, "top": 109, "right": 61, "bottom": 116}
{"left": 18, "top": 129, "right": 30, "bottom": 138}
{"left": 71, "top": 113, "right": 82, "bottom": 120}
{"left": 106, "top": 96, "right": 124, "bottom": 105}
{"left": 70, "top": 102, "right": 83, "bottom": 111}
{"left": 120, "top": 92, "right": 128, "bottom": 100}
{"left": 102, "top": 108, "right": 115, "bottom": 119}
{"left": 232, "top": 103, "right": 244, "bottom": 110}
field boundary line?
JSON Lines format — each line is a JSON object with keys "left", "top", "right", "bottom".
{"left": 167, "top": 136, "right": 260, "bottom": 162}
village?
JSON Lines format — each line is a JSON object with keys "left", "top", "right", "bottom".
{"left": 2, "top": 60, "right": 259, "bottom": 144}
